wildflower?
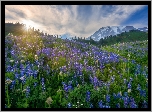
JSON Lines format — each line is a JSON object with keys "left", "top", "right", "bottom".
{"left": 5, "top": 78, "right": 12, "bottom": 85}
{"left": 41, "top": 78, "right": 45, "bottom": 92}
{"left": 137, "top": 84, "right": 141, "bottom": 91}
{"left": 116, "top": 103, "right": 120, "bottom": 108}
{"left": 129, "top": 99, "right": 137, "bottom": 108}
{"left": 20, "top": 76, "right": 25, "bottom": 81}
{"left": 142, "top": 100, "right": 148, "bottom": 108}
{"left": 106, "top": 94, "right": 110, "bottom": 103}
{"left": 10, "top": 80, "right": 16, "bottom": 89}
{"left": 127, "top": 82, "right": 131, "bottom": 89}
{"left": 22, "top": 89, "right": 27, "bottom": 93}
{"left": 123, "top": 97, "right": 129, "bottom": 108}
{"left": 86, "top": 91, "right": 91, "bottom": 102}
{"left": 124, "top": 92, "right": 128, "bottom": 97}
{"left": 90, "top": 103, "right": 93, "bottom": 108}
{"left": 98, "top": 100, "right": 103, "bottom": 108}
{"left": 140, "top": 90, "right": 146, "bottom": 97}
{"left": 26, "top": 86, "right": 30, "bottom": 97}
{"left": 10, "top": 60, "right": 14, "bottom": 63}
{"left": 113, "top": 93, "right": 117, "bottom": 99}
{"left": 59, "top": 71, "right": 62, "bottom": 76}
{"left": 46, "top": 97, "right": 53, "bottom": 105}
{"left": 67, "top": 103, "right": 72, "bottom": 108}
{"left": 35, "top": 55, "right": 38, "bottom": 60}
{"left": 124, "top": 79, "right": 126, "bottom": 84}
{"left": 16, "top": 89, "right": 21, "bottom": 92}
{"left": 20, "top": 60, "right": 25, "bottom": 63}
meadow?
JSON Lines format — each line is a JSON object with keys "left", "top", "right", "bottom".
{"left": 5, "top": 33, "right": 148, "bottom": 108}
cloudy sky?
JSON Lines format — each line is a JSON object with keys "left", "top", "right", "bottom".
{"left": 5, "top": 5, "right": 148, "bottom": 38}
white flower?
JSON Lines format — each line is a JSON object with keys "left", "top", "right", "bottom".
{"left": 46, "top": 97, "right": 53, "bottom": 105}
{"left": 20, "top": 60, "right": 25, "bottom": 63}
{"left": 20, "top": 76, "right": 25, "bottom": 81}
{"left": 5, "top": 79, "right": 12, "bottom": 85}
{"left": 10, "top": 60, "right": 14, "bottom": 63}
{"left": 35, "top": 55, "right": 38, "bottom": 60}
{"left": 22, "top": 89, "right": 27, "bottom": 92}
{"left": 128, "top": 89, "right": 131, "bottom": 93}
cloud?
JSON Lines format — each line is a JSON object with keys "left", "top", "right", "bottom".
{"left": 5, "top": 5, "right": 147, "bottom": 38}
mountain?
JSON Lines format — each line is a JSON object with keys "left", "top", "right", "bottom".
{"left": 87, "top": 26, "right": 148, "bottom": 41}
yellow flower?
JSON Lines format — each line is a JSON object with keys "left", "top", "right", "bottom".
{"left": 46, "top": 97, "right": 53, "bottom": 105}
{"left": 35, "top": 55, "right": 38, "bottom": 60}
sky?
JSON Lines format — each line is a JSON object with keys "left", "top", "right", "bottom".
{"left": 5, "top": 5, "right": 148, "bottom": 39}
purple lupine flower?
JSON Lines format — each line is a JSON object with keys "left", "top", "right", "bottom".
{"left": 67, "top": 102, "right": 72, "bottom": 108}
{"left": 10, "top": 80, "right": 15, "bottom": 89}
{"left": 41, "top": 78, "right": 45, "bottom": 92}
{"left": 130, "top": 77, "right": 133, "bottom": 82}
{"left": 90, "top": 103, "right": 93, "bottom": 108}
{"left": 106, "top": 94, "right": 110, "bottom": 103}
{"left": 98, "top": 100, "right": 103, "bottom": 108}
{"left": 117, "top": 92, "right": 121, "bottom": 99}
{"left": 111, "top": 76, "right": 115, "bottom": 82}
{"left": 34, "top": 82, "right": 37, "bottom": 87}
{"left": 93, "top": 76, "right": 98, "bottom": 86}
{"left": 130, "top": 100, "right": 137, "bottom": 108}
{"left": 124, "top": 92, "right": 128, "bottom": 97}
{"left": 26, "top": 86, "right": 30, "bottom": 97}
{"left": 33, "top": 70, "right": 38, "bottom": 78}
{"left": 140, "top": 90, "right": 146, "bottom": 97}
{"left": 116, "top": 103, "right": 120, "bottom": 108}
{"left": 127, "top": 82, "right": 131, "bottom": 89}
{"left": 105, "top": 105, "right": 110, "bottom": 108}
{"left": 113, "top": 93, "right": 117, "bottom": 99}
{"left": 123, "top": 97, "right": 128, "bottom": 108}
{"left": 86, "top": 91, "right": 91, "bottom": 102}
{"left": 137, "top": 84, "right": 141, "bottom": 91}
{"left": 142, "top": 100, "right": 148, "bottom": 108}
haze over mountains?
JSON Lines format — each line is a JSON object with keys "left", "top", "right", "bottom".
{"left": 86, "top": 26, "right": 148, "bottom": 41}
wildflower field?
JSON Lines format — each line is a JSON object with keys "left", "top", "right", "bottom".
{"left": 5, "top": 34, "right": 148, "bottom": 108}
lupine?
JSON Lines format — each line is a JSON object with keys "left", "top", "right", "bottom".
{"left": 98, "top": 100, "right": 103, "bottom": 108}
{"left": 129, "top": 98, "right": 137, "bottom": 108}
{"left": 140, "top": 90, "right": 146, "bottom": 97}
{"left": 106, "top": 94, "right": 110, "bottom": 103}
{"left": 67, "top": 102, "right": 72, "bottom": 108}
{"left": 90, "top": 103, "right": 93, "bottom": 108}
{"left": 86, "top": 91, "right": 91, "bottom": 102}
{"left": 10, "top": 80, "right": 16, "bottom": 89}
{"left": 137, "top": 84, "right": 141, "bottom": 91}
{"left": 127, "top": 82, "right": 131, "bottom": 89}
{"left": 116, "top": 103, "right": 120, "bottom": 108}
{"left": 142, "top": 100, "right": 148, "bottom": 108}
{"left": 26, "top": 86, "right": 30, "bottom": 97}
{"left": 41, "top": 78, "right": 45, "bottom": 92}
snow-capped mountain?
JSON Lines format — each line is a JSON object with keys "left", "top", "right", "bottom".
{"left": 87, "top": 26, "right": 148, "bottom": 41}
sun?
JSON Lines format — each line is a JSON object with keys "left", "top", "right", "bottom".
{"left": 22, "top": 20, "right": 37, "bottom": 30}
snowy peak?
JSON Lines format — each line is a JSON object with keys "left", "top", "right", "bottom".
{"left": 88, "top": 26, "right": 147, "bottom": 41}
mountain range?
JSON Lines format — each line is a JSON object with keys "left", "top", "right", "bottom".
{"left": 86, "top": 26, "right": 148, "bottom": 41}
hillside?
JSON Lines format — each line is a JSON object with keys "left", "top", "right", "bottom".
{"left": 5, "top": 25, "right": 148, "bottom": 108}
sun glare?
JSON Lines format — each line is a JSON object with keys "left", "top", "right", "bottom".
{"left": 22, "top": 20, "right": 37, "bottom": 30}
